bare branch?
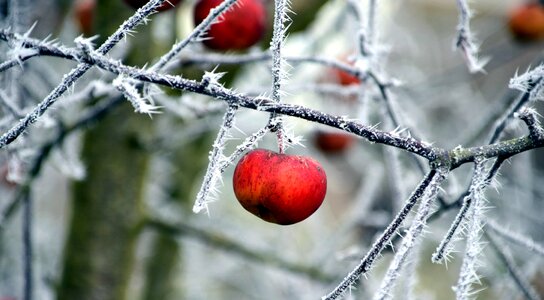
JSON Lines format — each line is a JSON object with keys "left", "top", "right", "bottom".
{"left": 322, "top": 169, "right": 447, "bottom": 300}
{"left": 0, "top": 0, "right": 170, "bottom": 149}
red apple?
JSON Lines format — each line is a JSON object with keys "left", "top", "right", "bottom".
{"left": 333, "top": 67, "right": 360, "bottom": 86}
{"left": 123, "top": 0, "right": 182, "bottom": 12}
{"left": 314, "top": 130, "right": 355, "bottom": 154}
{"left": 332, "top": 54, "right": 360, "bottom": 86}
{"left": 193, "top": 0, "right": 266, "bottom": 51}
{"left": 74, "top": 0, "right": 95, "bottom": 36}
{"left": 508, "top": 3, "right": 544, "bottom": 41}
{"left": 232, "top": 149, "right": 327, "bottom": 225}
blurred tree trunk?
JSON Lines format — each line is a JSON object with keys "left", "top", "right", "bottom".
{"left": 57, "top": 103, "right": 151, "bottom": 300}
{"left": 142, "top": 129, "right": 214, "bottom": 300}
{"left": 57, "top": 1, "right": 156, "bottom": 299}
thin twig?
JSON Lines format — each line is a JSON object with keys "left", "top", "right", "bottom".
{"left": 488, "top": 80, "right": 540, "bottom": 144}
{"left": 269, "top": 0, "right": 290, "bottom": 153}
{"left": 150, "top": 0, "right": 240, "bottom": 72}
{"left": 145, "top": 218, "right": 336, "bottom": 283}
{"left": 322, "top": 169, "right": 442, "bottom": 300}
{"left": 487, "top": 220, "right": 544, "bottom": 257}
{"left": 193, "top": 105, "right": 238, "bottom": 214}
{"left": 486, "top": 232, "right": 541, "bottom": 300}
{"left": 0, "top": 0, "right": 169, "bottom": 148}
{"left": 22, "top": 191, "right": 32, "bottom": 300}
{"left": 454, "top": 158, "right": 488, "bottom": 299}
{"left": 373, "top": 168, "right": 447, "bottom": 300}
{"left": 454, "top": 0, "right": 487, "bottom": 73}
{"left": 0, "top": 96, "right": 124, "bottom": 231}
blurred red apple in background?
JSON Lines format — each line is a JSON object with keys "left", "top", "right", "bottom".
{"left": 314, "top": 130, "right": 355, "bottom": 154}
{"left": 332, "top": 54, "right": 360, "bottom": 86}
{"left": 193, "top": 0, "right": 267, "bottom": 50}
{"left": 508, "top": 3, "right": 544, "bottom": 41}
{"left": 233, "top": 149, "right": 327, "bottom": 225}
{"left": 74, "top": 0, "right": 95, "bottom": 36}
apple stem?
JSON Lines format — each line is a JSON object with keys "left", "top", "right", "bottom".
{"left": 270, "top": 0, "right": 290, "bottom": 153}
{"left": 277, "top": 130, "right": 285, "bottom": 154}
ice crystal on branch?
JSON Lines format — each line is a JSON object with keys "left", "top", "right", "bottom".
{"left": 322, "top": 170, "right": 446, "bottom": 300}
{"left": 113, "top": 76, "right": 162, "bottom": 116}
{"left": 509, "top": 65, "right": 544, "bottom": 102}
{"left": 372, "top": 168, "right": 448, "bottom": 300}
{"left": 193, "top": 105, "right": 238, "bottom": 214}
{"left": 454, "top": 159, "right": 489, "bottom": 300}
{"left": 0, "top": 0, "right": 172, "bottom": 149}
{"left": 454, "top": 0, "right": 488, "bottom": 73}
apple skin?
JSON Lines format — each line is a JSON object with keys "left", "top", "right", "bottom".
{"left": 508, "top": 3, "right": 544, "bottom": 41}
{"left": 233, "top": 149, "right": 327, "bottom": 225}
{"left": 193, "top": 0, "right": 266, "bottom": 51}
{"left": 314, "top": 130, "right": 355, "bottom": 154}
{"left": 331, "top": 54, "right": 360, "bottom": 86}
{"left": 123, "top": 0, "right": 182, "bottom": 12}
{"left": 74, "top": 0, "right": 95, "bottom": 36}
{"left": 335, "top": 69, "right": 360, "bottom": 86}
{"left": 333, "top": 66, "right": 360, "bottom": 86}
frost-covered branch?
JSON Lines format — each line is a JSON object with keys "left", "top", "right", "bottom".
{"left": 0, "top": 49, "right": 38, "bottom": 73}
{"left": 218, "top": 124, "right": 270, "bottom": 174}
{"left": 150, "top": 0, "right": 240, "bottom": 72}
{"left": 431, "top": 192, "right": 472, "bottom": 264}
{"left": 488, "top": 78, "right": 542, "bottom": 144}
{"left": 432, "top": 159, "right": 488, "bottom": 264}
{"left": 486, "top": 233, "right": 541, "bottom": 300}
{"left": 270, "top": 0, "right": 289, "bottom": 104}
{"left": 113, "top": 75, "right": 162, "bottom": 115}
{"left": 0, "top": 0, "right": 169, "bottom": 149}
{"left": 449, "top": 134, "right": 544, "bottom": 169}
{"left": 454, "top": 158, "right": 488, "bottom": 300}
{"left": 486, "top": 220, "right": 544, "bottom": 257}
{"left": 1, "top": 36, "right": 544, "bottom": 172}
{"left": 0, "top": 96, "right": 124, "bottom": 231}
{"left": 373, "top": 167, "right": 447, "bottom": 300}
{"left": 517, "top": 107, "right": 544, "bottom": 141}
{"left": 269, "top": 0, "right": 291, "bottom": 153}
{"left": 193, "top": 104, "right": 238, "bottom": 214}
{"left": 0, "top": 32, "right": 441, "bottom": 159}
{"left": 322, "top": 169, "right": 446, "bottom": 300}
{"left": 192, "top": 118, "right": 271, "bottom": 214}
{"left": 454, "top": 0, "right": 487, "bottom": 73}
